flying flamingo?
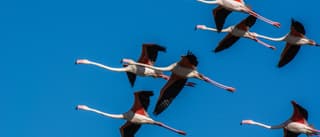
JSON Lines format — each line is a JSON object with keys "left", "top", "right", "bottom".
{"left": 251, "top": 19, "right": 320, "bottom": 67}
{"left": 241, "top": 101, "right": 320, "bottom": 137}
{"left": 76, "top": 91, "right": 186, "bottom": 137}
{"left": 197, "top": 0, "right": 281, "bottom": 31}
{"left": 196, "top": 15, "right": 276, "bottom": 52}
{"left": 122, "top": 51, "right": 235, "bottom": 115}
{"left": 76, "top": 44, "right": 195, "bottom": 87}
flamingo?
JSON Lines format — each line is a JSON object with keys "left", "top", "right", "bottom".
{"left": 197, "top": 0, "right": 281, "bottom": 31}
{"left": 76, "top": 44, "right": 195, "bottom": 87}
{"left": 122, "top": 51, "right": 235, "bottom": 115}
{"left": 196, "top": 15, "right": 276, "bottom": 52}
{"left": 76, "top": 91, "right": 186, "bottom": 137}
{"left": 241, "top": 101, "right": 320, "bottom": 137}
{"left": 251, "top": 19, "right": 320, "bottom": 67}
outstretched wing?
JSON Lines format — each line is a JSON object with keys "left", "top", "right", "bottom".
{"left": 213, "top": 6, "right": 232, "bottom": 32}
{"left": 291, "top": 19, "right": 305, "bottom": 35}
{"left": 290, "top": 101, "right": 308, "bottom": 124}
{"left": 120, "top": 122, "right": 141, "bottom": 137}
{"left": 138, "top": 44, "right": 166, "bottom": 65}
{"left": 214, "top": 33, "right": 240, "bottom": 52}
{"left": 179, "top": 51, "right": 199, "bottom": 69}
{"left": 153, "top": 74, "right": 187, "bottom": 115}
{"left": 130, "top": 91, "right": 154, "bottom": 116}
{"left": 235, "top": 15, "right": 257, "bottom": 29}
{"left": 278, "top": 44, "right": 301, "bottom": 68}
{"left": 125, "top": 72, "right": 137, "bottom": 87}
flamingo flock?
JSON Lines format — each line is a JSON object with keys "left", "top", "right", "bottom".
{"left": 74, "top": 0, "right": 320, "bottom": 137}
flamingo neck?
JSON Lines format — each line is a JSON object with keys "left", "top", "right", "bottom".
{"left": 202, "top": 26, "right": 232, "bottom": 33}
{"left": 127, "top": 59, "right": 176, "bottom": 72}
{"left": 250, "top": 120, "right": 285, "bottom": 129}
{"left": 86, "top": 60, "right": 128, "bottom": 72}
{"left": 85, "top": 107, "right": 124, "bottom": 119}
{"left": 254, "top": 33, "right": 287, "bottom": 42}
{"left": 197, "top": 0, "right": 219, "bottom": 5}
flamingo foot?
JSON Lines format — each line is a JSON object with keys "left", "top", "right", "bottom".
{"left": 272, "top": 22, "right": 281, "bottom": 28}
{"left": 227, "top": 87, "right": 236, "bottom": 92}
{"left": 185, "top": 82, "right": 196, "bottom": 87}
{"left": 178, "top": 131, "right": 187, "bottom": 136}
{"left": 270, "top": 46, "right": 277, "bottom": 50}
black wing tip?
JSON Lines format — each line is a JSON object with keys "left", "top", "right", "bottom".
{"left": 135, "top": 90, "right": 154, "bottom": 96}
{"left": 144, "top": 43, "right": 167, "bottom": 52}
{"left": 184, "top": 50, "right": 199, "bottom": 66}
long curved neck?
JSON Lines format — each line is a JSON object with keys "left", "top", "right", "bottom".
{"left": 249, "top": 120, "right": 286, "bottom": 129}
{"left": 254, "top": 33, "right": 287, "bottom": 42}
{"left": 197, "top": 0, "right": 219, "bottom": 4}
{"left": 201, "top": 26, "right": 232, "bottom": 33}
{"left": 131, "top": 62, "right": 177, "bottom": 72}
{"left": 86, "top": 60, "right": 128, "bottom": 72}
{"left": 84, "top": 107, "right": 124, "bottom": 119}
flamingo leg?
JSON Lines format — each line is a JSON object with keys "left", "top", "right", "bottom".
{"left": 155, "top": 122, "right": 186, "bottom": 135}
{"left": 247, "top": 10, "right": 280, "bottom": 28}
{"left": 253, "top": 38, "right": 276, "bottom": 50}
{"left": 201, "top": 76, "right": 235, "bottom": 92}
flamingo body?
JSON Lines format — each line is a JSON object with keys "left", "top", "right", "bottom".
{"left": 253, "top": 19, "right": 319, "bottom": 67}
{"left": 76, "top": 91, "right": 186, "bottom": 137}
{"left": 241, "top": 101, "right": 320, "bottom": 137}
{"left": 76, "top": 43, "right": 169, "bottom": 87}
{"left": 196, "top": 15, "right": 275, "bottom": 52}
{"left": 121, "top": 51, "right": 235, "bottom": 115}
{"left": 198, "top": 0, "right": 280, "bottom": 31}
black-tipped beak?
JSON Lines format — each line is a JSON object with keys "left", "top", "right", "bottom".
{"left": 194, "top": 26, "right": 198, "bottom": 31}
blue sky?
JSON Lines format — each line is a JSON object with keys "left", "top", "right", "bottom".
{"left": 1, "top": 0, "right": 320, "bottom": 137}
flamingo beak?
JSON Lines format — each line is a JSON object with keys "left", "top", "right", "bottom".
{"left": 316, "top": 44, "right": 320, "bottom": 47}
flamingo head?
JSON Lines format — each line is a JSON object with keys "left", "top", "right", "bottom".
{"left": 195, "top": 25, "right": 207, "bottom": 30}
{"left": 240, "top": 120, "right": 254, "bottom": 125}
{"left": 121, "top": 58, "right": 136, "bottom": 65}
{"left": 76, "top": 59, "right": 90, "bottom": 64}
{"left": 76, "top": 105, "right": 90, "bottom": 111}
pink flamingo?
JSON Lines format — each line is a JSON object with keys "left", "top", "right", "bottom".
{"left": 76, "top": 91, "right": 186, "bottom": 137}
{"left": 197, "top": 0, "right": 280, "bottom": 31}
{"left": 251, "top": 19, "right": 320, "bottom": 67}
{"left": 76, "top": 44, "right": 195, "bottom": 87}
{"left": 241, "top": 101, "right": 320, "bottom": 137}
{"left": 122, "top": 51, "right": 235, "bottom": 115}
{"left": 196, "top": 15, "right": 276, "bottom": 52}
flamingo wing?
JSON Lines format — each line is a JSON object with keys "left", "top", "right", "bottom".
{"left": 290, "top": 101, "right": 308, "bottom": 124}
{"left": 213, "top": 6, "right": 232, "bottom": 32}
{"left": 153, "top": 75, "right": 187, "bottom": 115}
{"left": 278, "top": 43, "right": 301, "bottom": 68}
{"left": 120, "top": 122, "right": 141, "bottom": 137}
{"left": 179, "top": 51, "right": 199, "bottom": 69}
{"left": 283, "top": 129, "right": 300, "bottom": 137}
{"left": 130, "top": 91, "right": 154, "bottom": 116}
{"left": 125, "top": 72, "right": 137, "bottom": 87}
{"left": 138, "top": 44, "right": 166, "bottom": 65}
{"left": 236, "top": 15, "right": 257, "bottom": 29}
{"left": 214, "top": 33, "right": 240, "bottom": 52}
{"left": 291, "top": 19, "right": 305, "bottom": 35}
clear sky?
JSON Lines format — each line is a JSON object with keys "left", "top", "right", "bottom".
{"left": 1, "top": 0, "right": 320, "bottom": 137}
